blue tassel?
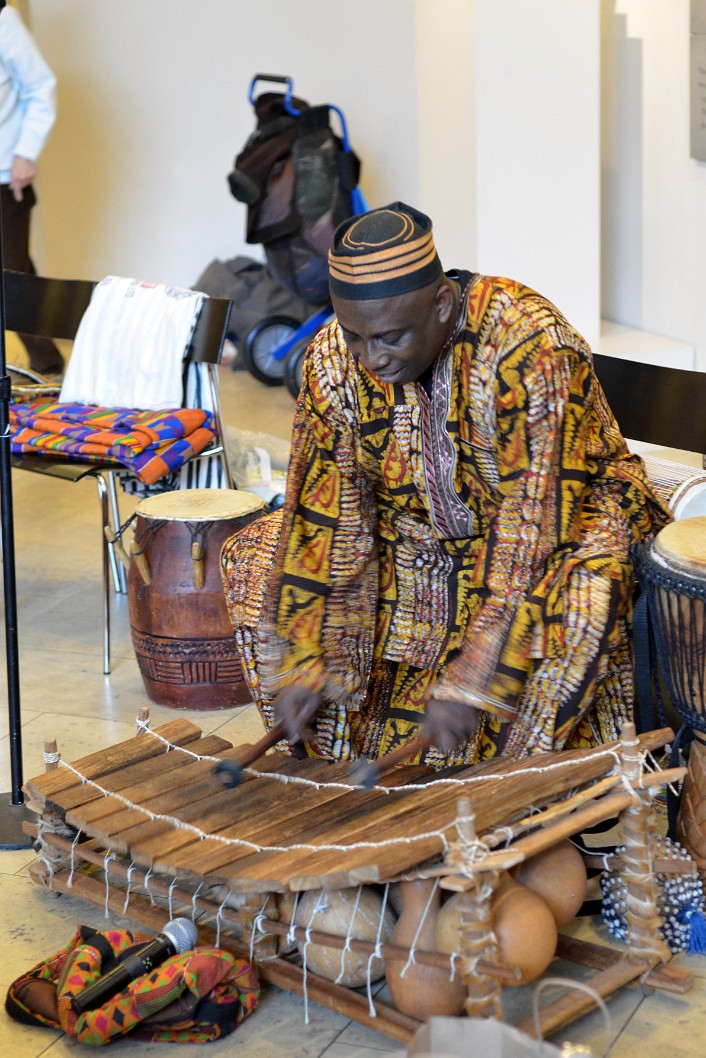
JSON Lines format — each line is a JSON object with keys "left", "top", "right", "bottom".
{"left": 686, "top": 907, "right": 706, "bottom": 954}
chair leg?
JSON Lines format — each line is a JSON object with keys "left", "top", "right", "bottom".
{"left": 99, "top": 472, "right": 123, "bottom": 596}
{"left": 207, "top": 363, "right": 235, "bottom": 489}
{"left": 107, "top": 470, "right": 127, "bottom": 594}
{"left": 94, "top": 473, "right": 111, "bottom": 675}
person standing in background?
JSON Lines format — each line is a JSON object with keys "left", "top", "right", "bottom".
{"left": 0, "top": 2, "right": 61, "bottom": 377}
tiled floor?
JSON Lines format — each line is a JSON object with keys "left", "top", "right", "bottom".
{"left": 1, "top": 341, "right": 706, "bottom": 1056}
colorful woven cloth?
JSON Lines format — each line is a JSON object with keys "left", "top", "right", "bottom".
{"left": 10, "top": 398, "right": 215, "bottom": 484}
{"left": 5, "top": 923, "right": 260, "bottom": 1045}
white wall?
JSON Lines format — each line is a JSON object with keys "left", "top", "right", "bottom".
{"left": 418, "top": 0, "right": 601, "bottom": 346}
{"left": 415, "top": 0, "right": 476, "bottom": 269}
{"left": 24, "top": 0, "right": 600, "bottom": 348}
{"left": 603, "top": 0, "right": 706, "bottom": 369}
{"left": 25, "top": 0, "right": 420, "bottom": 288}
{"left": 22, "top": 0, "right": 706, "bottom": 366}
{"left": 473, "top": 0, "right": 600, "bottom": 345}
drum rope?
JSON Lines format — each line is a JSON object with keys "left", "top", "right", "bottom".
{"left": 133, "top": 517, "right": 213, "bottom": 552}
{"left": 112, "top": 510, "right": 138, "bottom": 546}
{"left": 636, "top": 545, "right": 706, "bottom": 836}
{"left": 636, "top": 552, "right": 706, "bottom": 736}
{"left": 131, "top": 519, "right": 166, "bottom": 556}
{"left": 183, "top": 520, "right": 211, "bottom": 548}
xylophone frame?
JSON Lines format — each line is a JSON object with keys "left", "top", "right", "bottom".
{"left": 23, "top": 717, "right": 694, "bottom": 1045}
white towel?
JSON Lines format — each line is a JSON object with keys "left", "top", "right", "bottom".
{"left": 59, "top": 275, "right": 204, "bottom": 411}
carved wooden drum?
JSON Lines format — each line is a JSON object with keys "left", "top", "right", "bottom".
{"left": 128, "top": 488, "right": 265, "bottom": 710}
{"left": 637, "top": 516, "right": 706, "bottom": 875}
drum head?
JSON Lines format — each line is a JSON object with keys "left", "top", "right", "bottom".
{"left": 135, "top": 488, "right": 266, "bottom": 522}
{"left": 653, "top": 516, "right": 706, "bottom": 577}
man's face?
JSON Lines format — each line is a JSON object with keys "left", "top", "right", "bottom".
{"left": 332, "top": 281, "right": 454, "bottom": 386}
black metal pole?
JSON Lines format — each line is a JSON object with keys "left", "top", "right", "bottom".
{"left": 0, "top": 178, "right": 32, "bottom": 847}
{"left": 0, "top": 247, "right": 23, "bottom": 800}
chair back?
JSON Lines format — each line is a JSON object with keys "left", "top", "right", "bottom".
{"left": 187, "top": 295, "right": 233, "bottom": 365}
{"left": 593, "top": 352, "right": 706, "bottom": 455}
{"left": 4, "top": 270, "right": 234, "bottom": 369}
{"left": 5, "top": 269, "right": 235, "bottom": 488}
{"left": 3, "top": 270, "right": 95, "bottom": 340}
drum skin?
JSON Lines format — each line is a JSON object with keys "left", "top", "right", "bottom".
{"left": 128, "top": 489, "right": 265, "bottom": 709}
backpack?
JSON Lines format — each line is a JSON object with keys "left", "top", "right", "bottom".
{"left": 227, "top": 84, "right": 362, "bottom": 306}
{"left": 5, "top": 923, "right": 260, "bottom": 1045}
{"left": 193, "top": 254, "right": 312, "bottom": 344}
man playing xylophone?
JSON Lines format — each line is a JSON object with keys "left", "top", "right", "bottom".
{"left": 222, "top": 202, "right": 670, "bottom": 767}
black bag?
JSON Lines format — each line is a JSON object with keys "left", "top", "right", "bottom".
{"left": 228, "top": 86, "right": 361, "bottom": 306}
{"left": 193, "top": 255, "right": 311, "bottom": 343}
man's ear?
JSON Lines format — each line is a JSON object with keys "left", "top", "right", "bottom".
{"left": 435, "top": 282, "right": 456, "bottom": 325}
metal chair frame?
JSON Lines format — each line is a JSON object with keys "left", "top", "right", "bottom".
{"left": 5, "top": 269, "right": 235, "bottom": 674}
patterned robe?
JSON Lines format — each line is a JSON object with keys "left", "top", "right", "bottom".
{"left": 222, "top": 272, "right": 670, "bottom": 764}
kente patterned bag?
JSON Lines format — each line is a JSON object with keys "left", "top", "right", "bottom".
{"left": 5, "top": 924, "right": 260, "bottom": 1045}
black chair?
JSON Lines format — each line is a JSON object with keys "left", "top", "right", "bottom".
{"left": 593, "top": 352, "right": 706, "bottom": 744}
{"left": 4, "top": 269, "right": 235, "bottom": 673}
{"left": 593, "top": 352, "right": 706, "bottom": 455}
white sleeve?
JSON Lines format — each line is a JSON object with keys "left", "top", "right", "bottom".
{"left": 0, "top": 7, "right": 56, "bottom": 162}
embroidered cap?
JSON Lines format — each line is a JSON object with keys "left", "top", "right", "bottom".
{"left": 329, "top": 202, "right": 443, "bottom": 300}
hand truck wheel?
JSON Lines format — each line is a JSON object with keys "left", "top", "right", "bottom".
{"left": 283, "top": 337, "right": 310, "bottom": 399}
{"left": 242, "top": 315, "right": 300, "bottom": 386}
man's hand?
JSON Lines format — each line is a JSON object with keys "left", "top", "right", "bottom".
{"left": 421, "top": 695, "right": 481, "bottom": 753}
{"left": 273, "top": 682, "right": 322, "bottom": 743}
{"left": 10, "top": 156, "right": 37, "bottom": 202}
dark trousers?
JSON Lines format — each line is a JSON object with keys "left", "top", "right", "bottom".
{"left": 1, "top": 183, "right": 63, "bottom": 374}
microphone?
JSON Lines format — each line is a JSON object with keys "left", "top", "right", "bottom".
{"left": 72, "top": 917, "right": 199, "bottom": 1014}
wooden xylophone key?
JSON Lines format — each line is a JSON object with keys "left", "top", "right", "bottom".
{"left": 24, "top": 719, "right": 207, "bottom": 811}
{"left": 153, "top": 755, "right": 437, "bottom": 885}
{"left": 50, "top": 734, "right": 233, "bottom": 816}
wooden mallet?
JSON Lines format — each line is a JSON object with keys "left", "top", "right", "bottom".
{"left": 212, "top": 721, "right": 289, "bottom": 788}
{"left": 347, "top": 733, "right": 432, "bottom": 788}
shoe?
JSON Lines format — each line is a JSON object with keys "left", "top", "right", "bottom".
{"left": 42, "top": 370, "right": 64, "bottom": 384}
{"left": 32, "top": 369, "right": 64, "bottom": 388}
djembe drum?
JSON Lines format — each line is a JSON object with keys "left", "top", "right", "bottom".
{"left": 128, "top": 489, "right": 265, "bottom": 710}
{"left": 636, "top": 516, "right": 706, "bottom": 875}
